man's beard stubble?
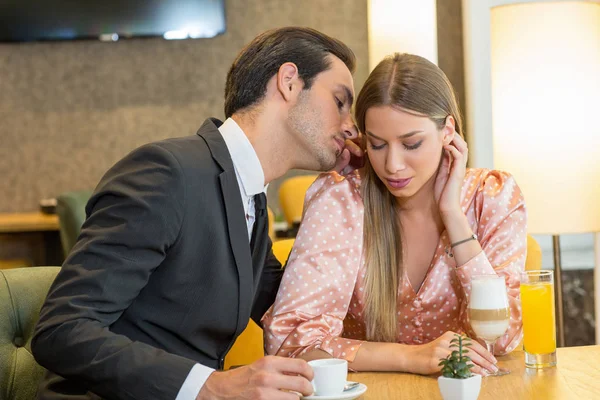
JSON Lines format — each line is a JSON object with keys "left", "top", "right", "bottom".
{"left": 288, "top": 94, "right": 338, "bottom": 172}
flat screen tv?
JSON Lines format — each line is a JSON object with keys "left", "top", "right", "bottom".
{"left": 0, "top": 0, "right": 226, "bottom": 42}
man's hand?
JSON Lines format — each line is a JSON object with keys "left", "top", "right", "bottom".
{"left": 197, "top": 356, "right": 314, "bottom": 400}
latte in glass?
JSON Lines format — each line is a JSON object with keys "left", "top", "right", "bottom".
{"left": 469, "top": 276, "right": 510, "bottom": 342}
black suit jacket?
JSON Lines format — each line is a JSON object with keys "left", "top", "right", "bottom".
{"left": 32, "top": 119, "right": 283, "bottom": 400}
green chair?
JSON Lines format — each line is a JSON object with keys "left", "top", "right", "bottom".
{"left": 56, "top": 190, "right": 92, "bottom": 257}
{"left": 0, "top": 267, "right": 60, "bottom": 400}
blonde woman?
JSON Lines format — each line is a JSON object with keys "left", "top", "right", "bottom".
{"left": 263, "top": 53, "right": 525, "bottom": 376}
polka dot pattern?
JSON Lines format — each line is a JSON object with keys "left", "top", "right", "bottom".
{"left": 262, "top": 169, "right": 526, "bottom": 361}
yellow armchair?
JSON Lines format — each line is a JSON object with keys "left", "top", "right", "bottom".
{"left": 267, "top": 207, "right": 275, "bottom": 241}
{"left": 223, "top": 320, "right": 265, "bottom": 370}
{"left": 525, "top": 234, "right": 542, "bottom": 271}
{"left": 272, "top": 239, "right": 295, "bottom": 267}
{"left": 223, "top": 240, "right": 295, "bottom": 370}
{"left": 279, "top": 175, "right": 318, "bottom": 226}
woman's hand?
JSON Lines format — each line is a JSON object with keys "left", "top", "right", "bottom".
{"left": 434, "top": 134, "right": 468, "bottom": 219}
{"left": 403, "top": 331, "right": 498, "bottom": 376}
{"left": 333, "top": 134, "right": 364, "bottom": 175}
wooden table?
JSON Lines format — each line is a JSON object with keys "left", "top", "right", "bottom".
{"left": 0, "top": 212, "right": 62, "bottom": 268}
{"left": 349, "top": 346, "right": 600, "bottom": 399}
{"left": 0, "top": 212, "right": 59, "bottom": 233}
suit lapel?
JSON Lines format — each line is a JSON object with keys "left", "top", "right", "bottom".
{"left": 219, "top": 172, "right": 253, "bottom": 331}
{"left": 198, "top": 118, "right": 253, "bottom": 336}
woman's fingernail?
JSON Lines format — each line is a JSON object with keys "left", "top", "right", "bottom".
{"left": 490, "top": 364, "right": 499, "bottom": 373}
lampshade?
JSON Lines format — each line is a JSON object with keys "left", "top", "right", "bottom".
{"left": 490, "top": 1, "right": 600, "bottom": 235}
{"left": 367, "top": 0, "right": 437, "bottom": 71}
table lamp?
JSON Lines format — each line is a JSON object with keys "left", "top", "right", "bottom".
{"left": 489, "top": 1, "right": 600, "bottom": 347}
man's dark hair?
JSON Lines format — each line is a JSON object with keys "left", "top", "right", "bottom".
{"left": 224, "top": 27, "right": 356, "bottom": 118}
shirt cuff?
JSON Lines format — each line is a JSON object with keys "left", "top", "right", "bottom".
{"left": 455, "top": 250, "right": 496, "bottom": 286}
{"left": 318, "top": 336, "right": 365, "bottom": 363}
{"left": 175, "top": 363, "right": 215, "bottom": 400}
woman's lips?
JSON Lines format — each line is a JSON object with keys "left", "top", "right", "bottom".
{"left": 386, "top": 177, "right": 412, "bottom": 189}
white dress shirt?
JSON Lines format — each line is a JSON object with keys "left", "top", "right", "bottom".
{"left": 176, "top": 118, "right": 267, "bottom": 399}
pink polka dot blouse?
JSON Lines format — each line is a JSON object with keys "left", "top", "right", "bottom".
{"left": 262, "top": 168, "right": 526, "bottom": 363}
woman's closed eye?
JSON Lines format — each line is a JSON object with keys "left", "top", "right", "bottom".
{"left": 404, "top": 140, "right": 423, "bottom": 150}
{"left": 369, "top": 141, "right": 386, "bottom": 150}
{"left": 369, "top": 140, "right": 423, "bottom": 151}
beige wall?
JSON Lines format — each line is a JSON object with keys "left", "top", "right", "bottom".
{"left": 0, "top": 0, "right": 368, "bottom": 214}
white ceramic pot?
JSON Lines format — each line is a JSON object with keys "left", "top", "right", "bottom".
{"left": 437, "top": 374, "right": 482, "bottom": 400}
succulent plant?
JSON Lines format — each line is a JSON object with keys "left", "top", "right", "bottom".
{"left": 438, "top": 334, "right": 475, "bottom": 379}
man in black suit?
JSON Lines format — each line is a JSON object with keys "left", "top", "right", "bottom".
{"left": 32, "top": 27, "right": 360, "bottom": 400}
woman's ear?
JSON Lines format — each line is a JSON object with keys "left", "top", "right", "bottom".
{"left": 442, "top": 115, "right": 456, "bottom": 145}
{"left": 276, "top": 62, "right": 301, "bottom": 102}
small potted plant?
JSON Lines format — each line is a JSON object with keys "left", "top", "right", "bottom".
{"left": 437, "top": 334, "right": 482, "bottom": 400}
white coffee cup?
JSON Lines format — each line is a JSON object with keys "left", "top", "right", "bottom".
{"left": 308, "top": 358, "right": 348, "bottom": 396}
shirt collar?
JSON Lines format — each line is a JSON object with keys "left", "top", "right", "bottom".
{"left": 218, "top": 117, "right": 267, "bottom": 197}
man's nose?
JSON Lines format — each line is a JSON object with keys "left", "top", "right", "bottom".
{"left": 342, "top": 115, "right": 358, "bottom": 139}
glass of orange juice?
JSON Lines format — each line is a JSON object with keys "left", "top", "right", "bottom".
{"left": 520, "top": 270, "right": 557, "bottom": 368}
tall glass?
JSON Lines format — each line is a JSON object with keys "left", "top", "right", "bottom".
{"left": 520, "top": 270, "right": 557, "bottom": 368}
{"left": 468, "top": 275, "right": 510, "bottom": 376}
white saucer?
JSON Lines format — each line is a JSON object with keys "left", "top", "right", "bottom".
{"left": 302, "top": 381, "right": 367, "bottom": 400}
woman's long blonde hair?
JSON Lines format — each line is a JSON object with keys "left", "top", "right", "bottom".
{"left": 355, "top": 53, "right": 464, "bottom": 342}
